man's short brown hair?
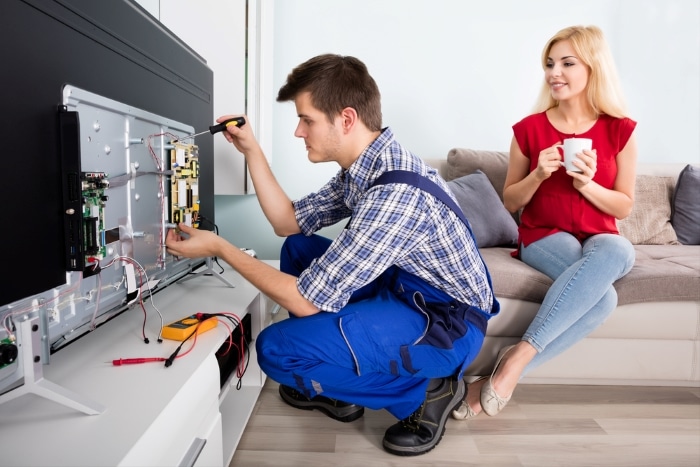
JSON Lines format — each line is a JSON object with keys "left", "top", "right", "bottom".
{"left": 277, "top": 54, "right": 382, "bottom": 131}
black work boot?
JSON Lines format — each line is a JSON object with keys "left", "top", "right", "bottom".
{"left": 278, "top": 384, "right": 365, "bottom": 422}
{"left": 382, "top": 377, "right": 465, "bottom": 456}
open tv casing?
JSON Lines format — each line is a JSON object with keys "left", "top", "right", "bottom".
{"left": 0, "top": 0, "right": 215, "bottom": 404}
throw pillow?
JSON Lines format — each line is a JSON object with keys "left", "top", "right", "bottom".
{"left": 618, "top": 175, "right": 679, "bottom": 245}
{"left": 671, "top": 164, "right": 700, "bottom": 245}
{"left": 447, "top": 170, "right": 519, "bottom": 248}
{"left": 446, "top": 148, "right": 509, "bottom": 200}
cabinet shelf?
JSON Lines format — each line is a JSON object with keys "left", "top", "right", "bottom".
{"left": 0, "top": 263, "right": 276, "bottom": 466}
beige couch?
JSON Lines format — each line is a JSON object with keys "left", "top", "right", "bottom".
{"left": 425, "top": 149, "right": 700, "bottom": 387}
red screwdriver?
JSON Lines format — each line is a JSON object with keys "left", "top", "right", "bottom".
{"left": 174, "top": 116, "right": 246, "bottom": 142}
{"left": 111, "top": 358, "right": 167, "bottom": 366}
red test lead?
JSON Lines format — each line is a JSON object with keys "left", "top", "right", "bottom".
{"left": 111, "top": 357, "right": 167, "bottom": 366}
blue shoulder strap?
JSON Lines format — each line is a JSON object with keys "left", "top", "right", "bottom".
{"left": 371, "top": 170, "right": 497, "bottom": 300}
{"left": 371, "top": 170, "right": 474, "bottom": 236}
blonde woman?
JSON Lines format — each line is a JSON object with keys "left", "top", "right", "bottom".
{"left": 453, "top": 25, "right": 637, "bottom": 420}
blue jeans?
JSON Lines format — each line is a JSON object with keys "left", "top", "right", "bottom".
{"left": 519, "top": 232, "right": 635, "bottom": 374}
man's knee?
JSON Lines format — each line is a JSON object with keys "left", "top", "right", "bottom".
{"left": 255, "top": 325, "right": 279, "bottom": 372}
{"left": 280, "top": 234, "right": 331, "bottom": 275}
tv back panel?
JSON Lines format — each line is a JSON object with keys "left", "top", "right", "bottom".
{"left": 0, "top": 0, "right": 216, "bottom": 414}
{"left": 61, "top": 85, "right": 199, "bottom": 277}
{"left": 0, "top": 87, "right": 207, "bottom": 410}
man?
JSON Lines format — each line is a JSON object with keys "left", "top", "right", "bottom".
{"left": 166, "top": 54, "right": 498, "bottom": 456}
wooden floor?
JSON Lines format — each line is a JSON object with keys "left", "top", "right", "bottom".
{"left": 230, "top": 378, "right": 700, "bottom": 466}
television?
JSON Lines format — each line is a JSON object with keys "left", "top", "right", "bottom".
{"left": 0, "top": 0, "right": 215, "bottom": 412}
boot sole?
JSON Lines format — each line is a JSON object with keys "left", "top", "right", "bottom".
{"left": 382, "top": 379, "right": 465, "bottom": 456}
{"left": 279, "top": 385, "right": 365, "bottom": 423}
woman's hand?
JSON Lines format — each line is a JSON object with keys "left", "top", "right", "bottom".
{"left": 534, "top": 143, "right": 564, "bottom": 182}
{"left": 568, "top": 148, "right": 597, "bottom": 190}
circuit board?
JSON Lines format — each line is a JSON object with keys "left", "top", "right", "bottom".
{"left": 0, "top": 337, "right": 18, "bottom": 370}
{"left": 170, "top": 142, "right": 200, "bottom": 228}
{"left": 81, "top": 172, "right": 109, "bottom": 264}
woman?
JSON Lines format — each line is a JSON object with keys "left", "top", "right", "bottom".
{"left": 453, "top": 25, "right": 637, "bottom": 420}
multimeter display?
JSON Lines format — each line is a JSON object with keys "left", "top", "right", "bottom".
{"left": 161, "top": 315, "right": 218, "bottom": 341}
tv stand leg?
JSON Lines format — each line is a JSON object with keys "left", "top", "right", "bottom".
{"left": 0, "top": 316, "right": 105, "bottom": 415}
{"left": 178, "top": 257, "right": 235, "bottom": 288}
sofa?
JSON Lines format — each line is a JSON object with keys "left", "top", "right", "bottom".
{"left": 424, "top": 149, "right": 700, "bottom": 387}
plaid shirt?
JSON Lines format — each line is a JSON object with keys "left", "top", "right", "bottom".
{"left": 293, "top": 127, "right": 493, "bottom": 312}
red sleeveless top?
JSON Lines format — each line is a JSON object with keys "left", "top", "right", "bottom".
{"left": 512, "top": 112, "right": 636, "bottom": 248}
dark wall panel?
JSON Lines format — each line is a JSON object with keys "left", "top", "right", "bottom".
{"left": 0, "top": 0, "right": 214, "bottom": 306}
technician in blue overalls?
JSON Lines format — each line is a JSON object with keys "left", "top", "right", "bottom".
{"left": 165, "top": 54, "right": 499, "bottom": 456}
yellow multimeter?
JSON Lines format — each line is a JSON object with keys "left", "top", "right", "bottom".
{"left": 161, "top": 315, "right": 218, "bottom": 341}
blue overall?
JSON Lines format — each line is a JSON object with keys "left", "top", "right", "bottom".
{"left": 256, "top": 171, "right": 498, "bottom": 420}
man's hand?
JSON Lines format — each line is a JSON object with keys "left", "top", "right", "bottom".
{"left": 216, "top": 114, "right": 261, "bottom": 156}
{"left": 165, "top": 223, "right": 226, "bottom": 259}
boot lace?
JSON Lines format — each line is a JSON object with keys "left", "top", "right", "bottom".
{"left": 400, "top": 403, "right": 425, "bottom": 432}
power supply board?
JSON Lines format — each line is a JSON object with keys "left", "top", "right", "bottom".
{"left": 170, "top": 142, "right": 200, "bottom": 228}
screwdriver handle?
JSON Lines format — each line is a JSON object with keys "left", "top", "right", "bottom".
{"left": 208, "top": 116, "right": 246, "bottom": 135}
{"left": 111, "top": 357, "right": 166, "bottom": 366}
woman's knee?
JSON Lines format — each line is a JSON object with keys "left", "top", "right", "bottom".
{"left": 521, "top": 232, "right": 582, "bottom": 278}
{"left": 586, "top": 234, "right": 635, "bottom": 276}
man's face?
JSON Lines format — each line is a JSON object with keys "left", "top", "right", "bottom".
{"left": 293, "top": 91, "right": 343, "bottom": 164}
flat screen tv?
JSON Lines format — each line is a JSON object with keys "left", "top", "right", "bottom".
{"left": 0, "top": 0, "right": 215, "bottom": 409}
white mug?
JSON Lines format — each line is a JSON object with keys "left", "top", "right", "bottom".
{"left": 556, "top": 138, "right": 592, "bottom": 173}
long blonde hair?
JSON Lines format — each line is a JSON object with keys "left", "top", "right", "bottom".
{"left": 533, "top": 25, "right": 628, "bottom": 117}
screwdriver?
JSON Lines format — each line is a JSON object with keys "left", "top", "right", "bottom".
{"left": 110, "top": 357, "right": 167, "bottom": 366}
{"left": 174, "top": 116, "right": 246, "bottom": 142}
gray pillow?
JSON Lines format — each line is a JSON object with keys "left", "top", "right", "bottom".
{"left": 671, "top": 164, "right": 700, "bottom": 245}
{"left": 447, "top": 170, "right": 519, "bottom": 248}
{"left": 446, "top": 148, "right": 509, "bottom": 199}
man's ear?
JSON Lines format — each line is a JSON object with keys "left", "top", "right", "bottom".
{"left": 339, "top": 107, "right": 358, "bottom": 133}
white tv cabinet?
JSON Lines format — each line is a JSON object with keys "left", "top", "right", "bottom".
{"left": 0, "top": 262, "right": 277, "bottom": 466}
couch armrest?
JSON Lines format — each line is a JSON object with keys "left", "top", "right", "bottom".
{"left": 424, "top": 158, "right": 449, "bottom": 179}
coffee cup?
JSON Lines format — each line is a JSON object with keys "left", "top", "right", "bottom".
{"left": 556, "top": 138, "right": 592, "bottom": 173}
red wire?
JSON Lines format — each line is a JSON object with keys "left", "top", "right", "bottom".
{"left": 216, "top": 312, "right": 247, "bottom": 378}
{"left": 109, "top": 312, "right": 247, "bottom": 375}
{"left": 216, "top": 319, "right": 234, "bottom": 356}
{"left": 176, "top": 321, "right": 202, "bottom": 359}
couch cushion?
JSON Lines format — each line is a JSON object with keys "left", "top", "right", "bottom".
{"left": 614, "top": 245, "right": 700, "bottom": 305}
{"left": 447, "top": 171, "right": 519, "bottom": 248}
{"left": 671, "top": 164, "right": 700, "bottom": 245}
{"left": 481, "top": 245, "right": 700, "bottom": 307}
{"left": 480, "top": 248, "right": 551, "bottom": 303}
{"left": 618, "top": 175, "right": 679, "bottom": 245}
{"left": 446, "top": 148, "right": 509, "bottom": 199}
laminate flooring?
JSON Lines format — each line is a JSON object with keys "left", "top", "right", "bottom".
{"left": 231, "top": 375, "right": 700, "bottom": 466}
{"left": 230, "top": 310, "right": 699, "bottom": 466}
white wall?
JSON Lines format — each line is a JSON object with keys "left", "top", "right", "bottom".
{"left": 134, "top": 0, "right": 251, "bottom": 195}
{"left": 269, "top": 0, "right": 699, "bottom": 166}
{"left": 138, "top": 0, "right": 700, "bottom": 259}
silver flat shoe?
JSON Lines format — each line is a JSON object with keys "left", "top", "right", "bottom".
{"left": 480, "top": 345, "right": 515, "bottom": 416}
{"left": 451, "top": 400, "right": 478, "bottom": 420}
{"left": 451, "top": 376, "right": 488, "bottom": 420}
